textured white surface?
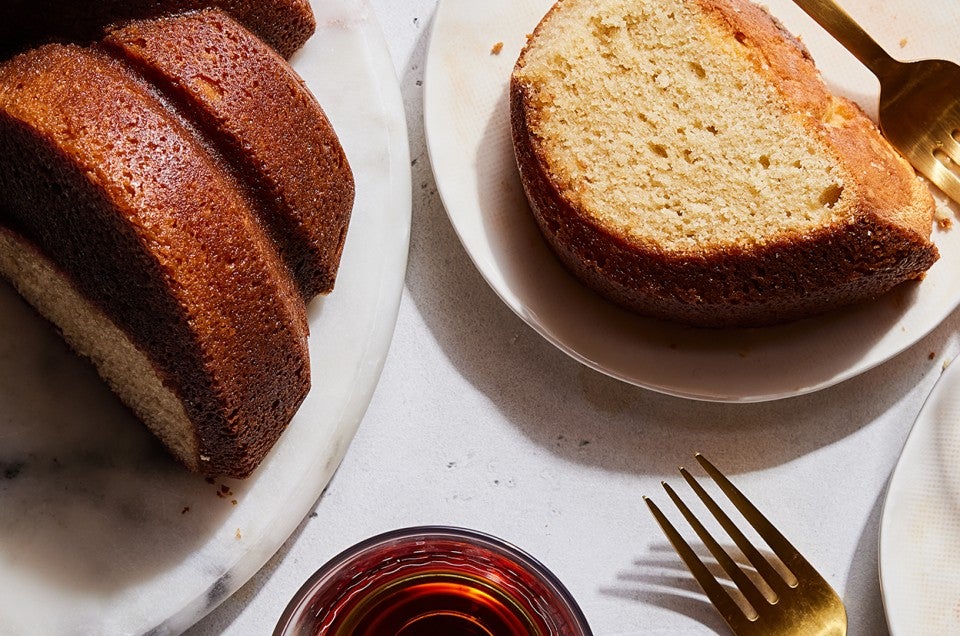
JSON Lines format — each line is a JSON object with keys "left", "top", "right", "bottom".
{"left": 189, "top": 1, "right": 960, "bottom": 635}
{"left": 0, "top": 0, "right": 409, "bottom": 633}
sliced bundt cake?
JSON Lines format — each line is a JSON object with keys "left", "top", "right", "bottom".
{"left": 0, "top": 44, "right": 311, "bottom": 477}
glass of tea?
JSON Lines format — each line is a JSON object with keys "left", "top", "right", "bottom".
{"left": 274, "top": 525, "right": 592, "bottom": 636}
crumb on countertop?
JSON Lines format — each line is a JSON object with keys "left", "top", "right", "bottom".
{"left": 491, "top": 41, "right": 504, "bottom": 55}
{"left": 936, "top": 206, "right": 953, "bottom": 230}
{"left": 900, "top": 37, "right": 908, "bottom": 48}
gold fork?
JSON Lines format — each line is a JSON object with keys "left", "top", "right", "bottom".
{"left": 644, "top": 454, "right": 847, "bottom": 635}
{"left": 791, "top": 0, "right": 960, "bottom": 204}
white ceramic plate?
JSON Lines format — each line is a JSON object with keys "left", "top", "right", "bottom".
{"left": 880, "top": 355, "right": 960, "bottom": 634}
{"left": 424, "top": 0, "right": 960, "bottom": 402}
{"left": 0, "top": 0, "right": 410, "bottom": 633}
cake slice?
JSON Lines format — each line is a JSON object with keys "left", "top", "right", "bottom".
{"left": 0, "top": 0, "right": 315, "bottom": 60}
{"left": 0, "top": 44, "right": 311, "bottom": 477}
{"left": 103, "top": 9, "right": 354, "bottom": 300}
{"left": 511, "top": 0, "right": 939, "bottom": 327}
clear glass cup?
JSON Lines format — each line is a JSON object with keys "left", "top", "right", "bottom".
{"left": 274, "top": 526, "right": 592, "bottom": 636}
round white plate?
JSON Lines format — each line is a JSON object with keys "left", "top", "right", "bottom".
{"left": 0, "top": 0, "right": 410, "bottom": 633}
{"left": 424, "top": 0, "right": 960, "bottom": 402}
{"left": 880, "top": 355, "right": 960, "bottom": 634}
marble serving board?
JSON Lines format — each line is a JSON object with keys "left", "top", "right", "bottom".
{"left": 0, "top": 0, "right": 411, "bottom": 633}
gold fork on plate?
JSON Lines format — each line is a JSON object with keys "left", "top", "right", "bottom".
{"left": 644, "top": 454, "right": 847, "bottom": 635}
{"left": 791, "top": 0, "right": 960, "bottom": 204}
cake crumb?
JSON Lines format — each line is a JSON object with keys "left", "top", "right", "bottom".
{"left": 235, "top": 528, "right": 242, "bottom": 540}
{"left": 491, "top": 41, "right": 504, "bottom": 55}
{"left": 929, "top": 351, "right": 936, "bottom": 360}
{"left": 935, "top": 205, "right": 953, "bottom": 230}
{"left": 899, "top": 37, "right": 908, "bottom": 48}
{"left": 231, "top": 499, "right": 238, "bottom": 505}
{"left": 181, "top": 506, "right": 190, "bottom": 514}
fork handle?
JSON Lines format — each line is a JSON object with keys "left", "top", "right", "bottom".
{"left": 791, "top": 0, "right": 899, "bottom": 77}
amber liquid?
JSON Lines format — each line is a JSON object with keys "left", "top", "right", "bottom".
{"left": 291, "top": 531, "right": 588, "bottom": 636}
{"left": 333, "top": 573, "right": 541, "bottom": 636}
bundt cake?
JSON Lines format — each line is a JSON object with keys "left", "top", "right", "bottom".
{"left": 0, "top": 44, "right": 311, "bottom": 476}
{"left": 103, "top": 9, "right": 354, "bottom": 299}
{"left": 0, "top": 8, "right": 354, "bottom": 477}
{"left": 0, "top": 0, "right": 315, "bottom": 60}
{"left": 510, "top": 0, "right": 939, "bottom": 328}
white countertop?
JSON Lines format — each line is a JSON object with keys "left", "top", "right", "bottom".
{"left": 188, "top": 1, "right": 960, "bottom": 634}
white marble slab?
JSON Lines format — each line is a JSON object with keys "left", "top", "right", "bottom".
{"left": 0, "top": 0, "right": 410, "bottom": 633}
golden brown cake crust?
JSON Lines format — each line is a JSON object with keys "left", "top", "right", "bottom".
{"left": 0, "top": 0, "right": 315, "bottom": 60}
{"left": 0, "top": 44, "right": 310, "bottom": 477}
{"left": 103, "top": 8, "right": 354, "bottom": 299}
{"left": 510, "top": 0, "right": 939, "bottom": 328}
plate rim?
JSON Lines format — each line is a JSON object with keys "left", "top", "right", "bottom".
{"left": 878, "top": 354, "right": 960, "bottom": 635}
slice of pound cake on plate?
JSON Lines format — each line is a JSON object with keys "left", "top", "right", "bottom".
{"left": 510, "top": 0, "right": 939, "bottom": 328}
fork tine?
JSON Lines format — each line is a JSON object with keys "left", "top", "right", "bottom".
{"left": 925, "top": 148, "right": 960, "bottom": 204}
{"left": 696, "top": 454, "right": 814, "bottom": 578}
{"left": 644, "top": 495, "right": 751, "bottom": 629}
{"left": 935, "top": 130, "right": 960, "bottom": 166}
{"left": 665, "top": 476, "right": 771, "bottom": 613}
{"left": 680, "top": 466, "right": 789, "bottom": 595}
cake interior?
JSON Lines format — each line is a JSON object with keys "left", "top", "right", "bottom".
{"left": 0, "top": 228, "right": 198, "bottom": 469}
{"left": 513, "top": 0, "right": 850, "bottom": 252}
